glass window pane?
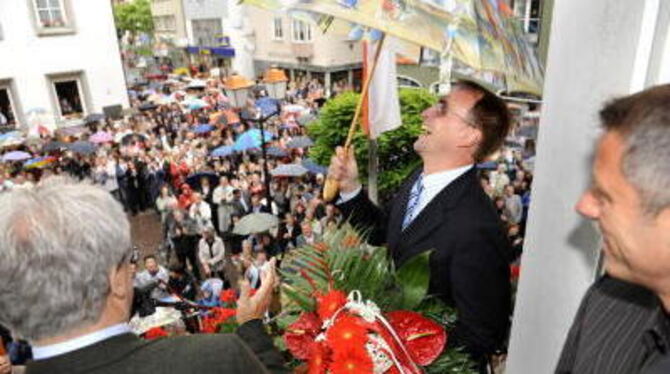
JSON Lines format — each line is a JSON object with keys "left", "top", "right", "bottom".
{"left": 49, "top": 0, "right": 61, "bottom": 8}
{"left": 38, "top": 10, "right": 51, "bottom": 24}
{"left": 35, "top": 0, "right": 47, "bottom": 9}
{"left": 52, "top": 9, "right": 63, "bottom": 24}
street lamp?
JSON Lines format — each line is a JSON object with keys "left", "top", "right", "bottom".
{"left": 263, "top": 67, "right": 288, "bottom": 100}
{"left": 222, "top": 73, "right": 254, "bottom": 108}
{"left": 225, "top": 72, "right": 284, "bottom": 211}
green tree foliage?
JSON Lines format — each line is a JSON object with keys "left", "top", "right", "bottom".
{"left": 307, "top": 88, "right": 436, "bottom": 199}
{"left": 113, "top": 0, "right": 154, "bottom": 35}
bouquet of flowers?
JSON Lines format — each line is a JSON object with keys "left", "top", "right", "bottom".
{"left": 277, "top": 225, "right": 477, "bottom": 374}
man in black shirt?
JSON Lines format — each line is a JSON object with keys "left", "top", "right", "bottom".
{"left": 556, "top": 84, "right": 670, "bottom": 373}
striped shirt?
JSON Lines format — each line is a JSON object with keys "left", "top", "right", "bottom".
{"left": 555, "top": 276, "right": 670, "bottom": 374}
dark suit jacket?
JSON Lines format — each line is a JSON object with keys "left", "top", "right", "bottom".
{"left": 338, "top": 167, "right": 511, "bottom": 361}
{"left": 26, "top": 320, "right": 288, "bottom": 374}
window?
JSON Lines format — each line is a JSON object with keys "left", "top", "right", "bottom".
{"left": 49, "top": 74, "right": 87, "bottom": 120}
{"left": 154, "top": 15, "right": 176, "bottom": 32}
{"left": 513, "top": 0, "right": 541, "bottom": 43}
{"left": 34, "top": 0, "right": 67, "bottom": 29}
{"left": 273, "top": 17, "right": 284, "bottom": 40}
{"left": 292, "top": 19, "right": 312, "bottom": 43}
{"left": 191, "top": 18, "right": 223, "bottom": 47}
{"left": 0, "top": 84, "right": 19, "bottom": 129}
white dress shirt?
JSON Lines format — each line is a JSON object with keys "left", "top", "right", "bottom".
{"left": 32, "top": 323, "right": 131, "bottom": 360}
{"left": 339, "top": 165, "right": 473, "bottom": 220}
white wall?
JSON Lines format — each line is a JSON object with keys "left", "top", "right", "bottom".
{"left": 0, "top": 0, "right": 128, "bottom": 131}
{"left": 507, "top": 1, "right": 670, "bottom": 372}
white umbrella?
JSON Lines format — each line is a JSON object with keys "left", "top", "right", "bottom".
{"left": 270, "top": 163, "right": 309, "bottom": 177}
{"left": 233, "top": 213, "right": 279, "bottom": 235}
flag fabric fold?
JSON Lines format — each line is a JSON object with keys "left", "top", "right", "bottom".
{"left": 363, "top": 35, "right": 402, "bottom": 139}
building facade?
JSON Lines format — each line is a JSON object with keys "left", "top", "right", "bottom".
{"left": 0, "top": 0, "right": 129, "bottom": 133}
{"left": 249, "top": 7, "right": 363, "bottom": 90}
{"left": 181, "top": 0, "right": 236, "bottom": 74}
{"left": 150, "top": 0, "right": 188, "bottom": 46}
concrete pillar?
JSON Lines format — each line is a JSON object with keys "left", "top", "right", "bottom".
{"left": 347, "top": 69, "right": 353, "bottom": 87}
{"left": 289, "top": 69, "right": 295, "bottom": 82}
{"left": 507, "top": 1, "right": 670, "bottom": 373}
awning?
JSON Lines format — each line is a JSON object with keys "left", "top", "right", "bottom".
{"left": 185, "top": 46, "right": 235, "bottom": 57}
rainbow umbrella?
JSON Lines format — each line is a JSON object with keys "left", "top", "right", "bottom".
{"left": 24, "top": 156, "right": 57, "bottom": 169}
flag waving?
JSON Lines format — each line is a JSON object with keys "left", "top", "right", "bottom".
{"left": 362, "top": 35, "right": 402, "bottom": 139}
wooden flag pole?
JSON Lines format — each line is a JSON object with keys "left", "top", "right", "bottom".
{"left": 323, "top": 33, "right": 387, "bottom": 202}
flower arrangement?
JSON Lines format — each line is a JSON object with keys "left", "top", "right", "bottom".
{"left": 277, "top": 225, "right": 477, "bottom": 374}
{"left": 284, "top": 289, "right": 447, "bottom": 373}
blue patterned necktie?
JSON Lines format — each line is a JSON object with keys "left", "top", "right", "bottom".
{"left": 402, "top": 175, "right": 424, "bottom": 230}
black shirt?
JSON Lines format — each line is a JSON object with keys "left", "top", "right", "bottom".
{"left": 556, "top": 275, "right": 670, "bottom": 374}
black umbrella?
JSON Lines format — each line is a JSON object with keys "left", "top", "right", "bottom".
{"left": 186, "top": 171, "right": 219, "bottom": 190}
{"left": 139, "top": 102, "right": 158, "bottom": 111}
{"left": 43, "top": 141, "right": 67, "bottom": 152}
{"left": 67, "top": 141, "right": 97, "bottom": 155}
{"left": 119, "top": 132, "right": 148, "bottom": 145}
{"left": 84, "top": 113, "right": 105, "bottom": 124}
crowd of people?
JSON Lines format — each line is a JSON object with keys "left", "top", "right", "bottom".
{"left": 0, "top": 72, "right": 537, "bottom": 373}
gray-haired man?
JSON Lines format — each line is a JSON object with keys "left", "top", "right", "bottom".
{"left": 0, "top": 177, "right": 287, "bottom": 374}
{"left": 556, "top": 84, "right": 670, "bottom": 373}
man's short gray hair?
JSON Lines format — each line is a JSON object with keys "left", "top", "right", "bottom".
{"left": 0, "top": 177, "right": 130, "bottom": 341}
{"left": 599, "top": 84, "right": 670, "bottom": 215}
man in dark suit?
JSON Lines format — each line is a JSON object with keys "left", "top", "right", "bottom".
{"left": 330, "top": 80, "right": 512, "bottom": 371}
{"left": 0, "top": 177, "right": 287, "bottom": 374}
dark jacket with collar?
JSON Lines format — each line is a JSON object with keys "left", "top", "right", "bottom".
{"left": 25, "top": 320, "right": 288, "bottom": 374}
{"left": 338, "top": 167, "right": 511, "bottom": 361}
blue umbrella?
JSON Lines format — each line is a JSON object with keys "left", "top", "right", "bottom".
{"left": 193, "top": 124, "right": 215, "bottom": 134}
{"left": 266, "top": 146, "right": 288, "bottom": 158}
{"left": 476, "top": 161, "right": 498, "bottom": 170}
{"left": 302, "top": 159, "right": 328, "bottom": 175}
{"left": 286, "top": 136, "right": 314, "bottom": 149}
{"left": 67, "top": 141, "right": 97, "bottom": 155}
{"left": 211, "top": 145, "right": 234, "bottom": 157}
{"left": 233, "top": 129, "right": 273, "bottom": 152}
{"left": 255, "top": 97, "right": 279, "bottom": 117}
{"left": 2, "top": 150, "right": 32, "bottom": 162}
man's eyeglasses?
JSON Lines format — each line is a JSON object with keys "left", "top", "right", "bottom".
{"left": 432, "top": 98, "right": 478, "bottom": 128}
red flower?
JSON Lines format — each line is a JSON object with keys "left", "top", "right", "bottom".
{"left": 307, "top": 341, "right": 330, "bottom": 374}
{"left": 328, "top": 346, "right": 374, "bottom": 374}
{"left": 220, "top": 289, "right": 238, "bottom": 304}
{"left": 316, "top": 290, "right": 347, "bottom": 321}
{"left": 326, "top": 314, "right": 369, "bottom": 354}
{"left": 285, "top": 312, "right": 322, "bottom": 360}
{"left": 383, "top": 311, "right": 446, "bottom": 366}
{"left": 202, "top": 307, "right": 237, "bottom": 333}
{"left": 510, "top": 264, "right": 521, "bottom": 280}
{"left": 144, "top": 327, "right": 168, "bottom": 340}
